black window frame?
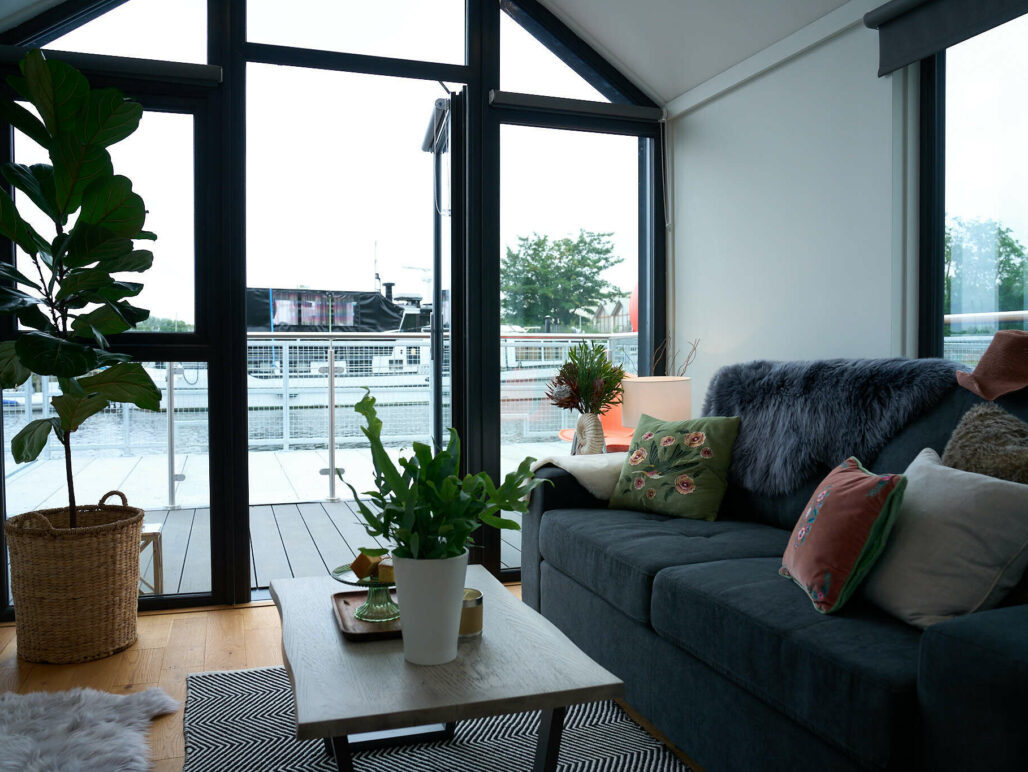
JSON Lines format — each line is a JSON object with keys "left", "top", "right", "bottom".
{"left": 0, "top": 0, "right": 667, "bottom": 609}
{"left": 919, "top": 52, "right": 945, "bottom": 359}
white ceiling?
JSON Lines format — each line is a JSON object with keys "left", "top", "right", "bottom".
{"left": 540, "top": 0, "right": 852, "bottom": 103}
{"left": 3, "top": 1, "right": 853, "bottom": 105}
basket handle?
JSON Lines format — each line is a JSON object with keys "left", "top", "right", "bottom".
{"left": 99, "top": 490, "right": 128, "bottom": 507}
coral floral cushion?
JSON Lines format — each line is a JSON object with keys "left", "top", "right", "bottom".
{"left": 609, "top": 414, "right": 740, "bottom": 520}
{"left": 780, "top": 457, "right": 906, "bottom": 613}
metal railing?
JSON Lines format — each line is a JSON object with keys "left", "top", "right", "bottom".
{"left": 3, "top": 332, "right": 638, "bottom": 507}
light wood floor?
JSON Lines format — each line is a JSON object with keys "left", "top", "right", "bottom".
{"left": 0, "top": 583, "right": 698, "bottom": 772}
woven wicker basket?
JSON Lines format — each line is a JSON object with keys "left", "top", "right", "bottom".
{"left": 4, "top": 491, "right": 144, "bottom": 664}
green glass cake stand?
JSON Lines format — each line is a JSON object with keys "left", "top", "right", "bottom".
{"left": 330, "top": 563, "right": 400, "bottom": 623}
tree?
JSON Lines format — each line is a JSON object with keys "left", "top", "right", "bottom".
{"left": 945, "top": 217, "right": 1027, "bottom": 333}
{"left": 500, "top": 230, "right": 624, "bottom": 330}
{"left": 135, "top": 316, "right": 194, "bottom": 332}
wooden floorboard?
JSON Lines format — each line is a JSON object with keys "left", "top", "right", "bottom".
{"left": 158, "top": 509, "right": 195, "bottom": 596}
{"left": 179, "top": 508, "right": 211, "bottom": 594}
{"left": 271, "top": 503, "right": 328, "bottom": 579}
{"left": 297, "top": 502, "right": 355, "bottom": 574}
{"left": 325, "top": 500, "right": 382, "bottom": 556}
{"left": 249, "top": 504, "right": 291, "bottom": 588}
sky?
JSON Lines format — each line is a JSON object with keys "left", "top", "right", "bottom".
{"left": 19, "top": 0, "right": 641, "bottom": 326}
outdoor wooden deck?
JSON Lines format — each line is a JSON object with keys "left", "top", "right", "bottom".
{"left": 138, "top": 501, "right": 523, "bottom": 594}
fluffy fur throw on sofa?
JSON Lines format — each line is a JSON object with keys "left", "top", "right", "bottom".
{"left": 702, "top": 358, "right": 963, "bottom": 496}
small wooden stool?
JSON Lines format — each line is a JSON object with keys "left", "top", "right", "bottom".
{"left": 139, "top": 522, "right": 164, "bottom": 595}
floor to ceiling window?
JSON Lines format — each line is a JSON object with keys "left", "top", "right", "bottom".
{"left": 0, "top": 0, "right": 664, "bottom": 612}
{"left": 942, "top": 15, "right": 1028, "bottom": 367}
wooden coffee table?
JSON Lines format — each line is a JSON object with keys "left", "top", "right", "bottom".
{"left": 271, "top": 565, "right": 624, "bottom": 772}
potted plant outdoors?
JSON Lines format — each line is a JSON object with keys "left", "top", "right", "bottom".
{"left": 0, "top": 50, "right": 161, "bottom": 664}
{"left": 343, "top": 390, "right": 545, "bottom": 665}
{"left": 546, "top": 341, "right": 625, "bottom": 455}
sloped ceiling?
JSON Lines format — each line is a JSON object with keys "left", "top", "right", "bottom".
{"left": 4, "top": 1, "right": 852, "bottom": 105}
{"left": 0, "top": 0, "right": 64, "bottom": 35}
{"left": 540, "top": 0, "right": 852, "bottom": 103}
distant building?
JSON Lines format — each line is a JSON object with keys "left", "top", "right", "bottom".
{"left": 591, "top": 295, "right": 632, "bottom": 333}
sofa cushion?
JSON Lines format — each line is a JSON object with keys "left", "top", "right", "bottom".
{"left": 780, "top": 457, "right": 906, "bottom": 614}
{"left": 651, "top": 558, "right": 921, "bottom": 769}
{"left": 609, "top": 414, "right": 740, "bottom": 520}
{"left": 538, "top": 508, "right": 788, "bottom": 624}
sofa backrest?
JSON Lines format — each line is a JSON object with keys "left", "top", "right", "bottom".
{"left": 720, "top": 384, "right": 1028, "bottom": 530}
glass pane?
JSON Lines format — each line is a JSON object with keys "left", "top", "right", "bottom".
{"left": 246, "top": 64, "right": 453, "bottom": 588}
{"left": 945, "top": 15, "right": 1028, "bottom": 366}
{"left": 499, "top": 125, "right": 639, "bottom": 569}
{"left": 12, "top": 111, "right": 196, "bottom": 332}
{"left": 48, "top": 0, "right": 206, "bottom": 64}
{"left": 4, "top": 362, "right": 211, "bottom": 597}
{"left": 501, "top": 11, "right": 608, "bottom": 101}
{"left": 247, "top": 0, "right": 465, "bottom": 65}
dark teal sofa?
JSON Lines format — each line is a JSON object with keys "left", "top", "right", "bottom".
{"left": 521, "top": 381, "right": 1028, "bottom": 771}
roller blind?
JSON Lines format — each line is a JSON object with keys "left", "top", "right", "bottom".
{"left": 864, "top": 0, "right": 1028, "bottom": 75}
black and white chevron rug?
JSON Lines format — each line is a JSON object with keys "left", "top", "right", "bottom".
{"left": 184, "top": 667, "right": 691, "bottom": 771}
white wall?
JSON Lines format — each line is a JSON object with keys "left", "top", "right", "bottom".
{"left": 670, "top": 22, "right": 915, "bottom": 407}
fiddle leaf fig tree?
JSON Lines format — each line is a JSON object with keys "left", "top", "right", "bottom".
{"left": 0, "top": 50, "right": 160, "bottom": 527}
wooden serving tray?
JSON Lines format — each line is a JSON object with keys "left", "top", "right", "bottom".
{"left": 331, "top": 590, "right": 402, "bottom": 641}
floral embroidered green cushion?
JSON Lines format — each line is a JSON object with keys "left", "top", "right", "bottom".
{"left": 609, "top": 414, "right": 740, "bottom": 520}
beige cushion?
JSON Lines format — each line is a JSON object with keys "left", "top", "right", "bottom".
{"left": 862, "top": 448, "right": 1028, "bottom": 628}
{"left": 942, "top": 402, "right": 1028, "bottom": 484}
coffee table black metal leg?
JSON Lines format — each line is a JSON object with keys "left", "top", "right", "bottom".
{"left": 533, "top": 706, "right": 567, "bottom": 772}
{"left": 327, "top": 735, "right": 353, "bottom": 772}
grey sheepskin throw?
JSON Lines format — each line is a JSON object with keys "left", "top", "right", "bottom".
{"left": 702, "top": 358, "right": 963, "bottom": 495}
{"left": 943, "top": 403, "right": 1028, "bottom": 484}
{"left": 0, "top": 687, "right": 177, "bottom": 772}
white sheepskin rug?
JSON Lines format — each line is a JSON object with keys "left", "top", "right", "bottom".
{"left": 0, "top": 686, "right": 178, "bottom": 772}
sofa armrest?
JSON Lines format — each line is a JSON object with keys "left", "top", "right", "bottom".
{"left": 521, "top": 465, "right": 606, "bottom": 611}
{"left": 918, "top": 604, "right": 1028, "bottom": 771}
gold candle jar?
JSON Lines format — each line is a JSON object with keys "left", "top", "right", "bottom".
{"left": 459, "top": 588, "right": 483, "bottom": 638}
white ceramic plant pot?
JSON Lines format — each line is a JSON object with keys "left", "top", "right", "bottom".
{"left": 392, "top": 550, "right": 469, "bottom": 665}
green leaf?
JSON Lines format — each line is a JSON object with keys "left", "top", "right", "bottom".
{"left": 11, "top": 417, "right": 59, "bottom": 462}
{"left": 0, "top": 259, "right": 41, "bottom": 290}
{"left": 51, "top": 133, "right": 112, "bottom": 216}
{"left": 0, "top": 188, "right": 42, "bottom": 256}
{"left": 101, "top": 249, "right": 152, "bottom": 273}
{"left": 16, "top": 304, "right": 53, "bottom": 332}
{"left": 94, "top": 349, "right": 132, "bottom": 366}
{"left": 92, "top": 280, "right": 142, "bottom": 301}
{"left": 80, "top": 88, "right": 142, "bottom": 148}
{"left": 78, "top": 175, "right": 145, "bottom": 237}
{"left": 71, "top": 305, "right": 131, "bottom": 337}
{"left": 15, "top": 331, "right": 96, "bottom": 377}
{"left": 77, "top": 362, "right": 161, "bottom": 410}
{"left": 137, "top": 230, "right": 157, "bottom": 241}
{"left": 64, "top": 224, "right": 132, "bottom": 269}
{"left": 2, "top": 163, "right": 58, "bottom": 222}
{"left": 0, "top": 99, "right": 51, "bottom": 149}
{"left": 0, "top": 285, "right": 42, "bottom": 313}
{"left": 55, "top": 268, "right": 112, "bottom": 300}
{"left": 357, "top": 547, "right": 388, "bottom": 557}
{"left": 52, "top": 391, "right": 109, "bottom": 431}
{"left": 0, "top": 340, "right": 31, "bottom": 388}
{"left": 19, "top": 49, "right": 57, "bottom": 135}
